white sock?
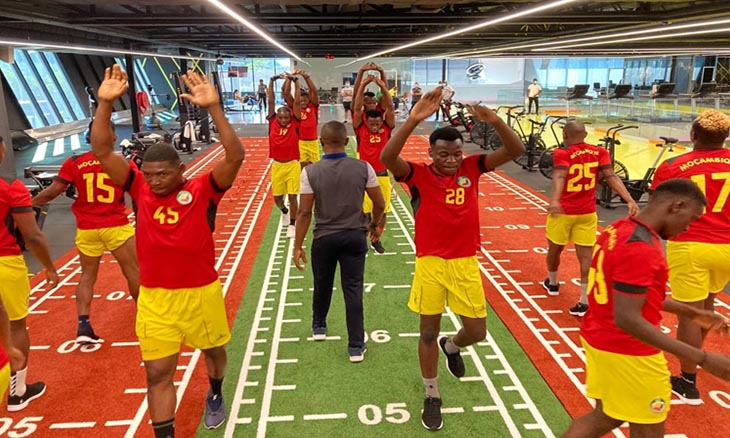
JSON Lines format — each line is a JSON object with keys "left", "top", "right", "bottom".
{"left": 444, "top": 337, "right": 460, "bottom": 354}
{"left": 11, "top": 367, "right": 28, "bottom": 396}
{"left": 548, "top": 271, "right": 558, "bottom": 285}
{"left": 580, "top": 283, "right": 588, "bottom": 305}
{"left": 423, "top": 377, "right": 440, "bottom": 398}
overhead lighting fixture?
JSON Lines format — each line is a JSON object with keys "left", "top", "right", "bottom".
{"left": 438, "top": 16, "right": 730, "bottom": 58}
{"left": 207, "top": 0, "right": 304, "bottom": 63}
{"left": 532, "top": 27, "right": 730, "bottom": 51}
{"left": 0, "top": 38, "right": 220, "bottom": 61}
{"left": 341, "top": 0, "right": 577, "bottom": 65}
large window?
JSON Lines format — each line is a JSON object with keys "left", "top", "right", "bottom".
{"left": 0, "top": 49, "right": 86, "bottom": 128}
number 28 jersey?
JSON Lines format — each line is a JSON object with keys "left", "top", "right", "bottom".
{"left": 398, "top": 155, "right": 491, "bottom": 259}
{"left": 55, "top": 151, "right": 128, "bottom": 230}
{"left": 125, "top": 169, "right": 227, "bottom": 289}
{"left": 552, "top": 143, "right": 611, "bottom": 215}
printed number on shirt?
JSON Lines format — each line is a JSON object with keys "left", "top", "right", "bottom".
{"left": 587, "top": 244, "right": 608, "bottom": 305}
{"left": 690, "top": 172, "right": 730, "bottom": 213}
{"left": 566, "top": 162, "right": 598, "bottom": 192}
{"left": 82, "top": 172, "right": 115, "bottom": 203}
{"left": 153, "top": 206, "right": 179, "bottom": 225}
{"left": 279, "top": 128, "right": 288, "bottom": 136}
{"left": 369, "top": 134, "right": 381, "bottom": 143}
{"left": 445, "top": 188, "right": 465, "bottom": 205}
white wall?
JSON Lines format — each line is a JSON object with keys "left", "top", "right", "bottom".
{"left": 292, "top": 57, "right": 413, "bottom": 91}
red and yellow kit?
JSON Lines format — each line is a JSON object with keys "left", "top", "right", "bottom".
{"left": 552, "top": 143, "right": 612, "bottom": 214}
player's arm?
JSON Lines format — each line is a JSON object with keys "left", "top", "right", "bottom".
{"left": 12, "top": 212, "right": 58, "bottom": 287}
{"left": 179, "top": 71, "right": 244, "bottom": 189}
{"left": 291, "top": 77, "right": 301, "bottom": 117}
{"left": 293, "top": 168, "right": 314, "bottom": 271}
{"left": 373, "top": 77, "right": 396, "bottom": 128}
{"left": 373, "top": 64, "right": 388, "bottom": 107}
{"left": 466, "top": 104, "right": 524, "bottom": 168}
{"left": 352, "top": 63, "right": 370, "bottom": 106}
{"left": 0, "top": 297, "right": 23, "bottom": 370}
{"left": 32, "top": 181, "right": 66, "bottom": 206}
{"left": 352, "top": 75, "right": 373, "bottom": 130}
{"left": 267, "top": 76, "right": 278, "bottom": 119}
{"left": 381, "top": 87, "right": 442, "bottom": 179}
{"left": 282, "top": 75, "right": 294, "bottom": 107}
{"left": 365, "top": 164, "right": 385, "bottom": 241}
{"left": 296, "top": 70, "right": 319, "bottom": 106}
{"left": 548, "top": 168, "right": 567, "bottom": 215}
{"left": 600, "top": 167, "right": 639, "bottom": 215}
{"left": 90, "top": 65, "right": 131, "bottom": 187}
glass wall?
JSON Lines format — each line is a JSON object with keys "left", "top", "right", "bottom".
{"left": 218, "top": 58, "right": 292, "bottom": 98}
{"left": 0, "top": 49, "right": 87, "bottom": 128}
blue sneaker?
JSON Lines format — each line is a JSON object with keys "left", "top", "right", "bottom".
{"left": 203, "top": 390, "right": 226, "bottom": 429}
{"left": 348, "top": 344, "right": 367, "bottom": 363}
{"left": 312, "top": 326, "right": 327, "bottom": 341}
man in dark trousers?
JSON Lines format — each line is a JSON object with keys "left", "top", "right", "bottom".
{"left": 292, "top": 121, "right": 385, "bottom": 363}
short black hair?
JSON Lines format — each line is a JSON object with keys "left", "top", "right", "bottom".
{"left": 144, "top": 143, "right": 180, "bottom": 165}
{"left": 363, "top": 91, "right": 376, "bottom": 98}
{"left": 652, "top": 178, "right": 706, "bottom": 206}
{"left": 365, "top": 109, "right": 383, "bottom": 120}
{"left": 429, "top": 127, "right": 463, "bottom": 146}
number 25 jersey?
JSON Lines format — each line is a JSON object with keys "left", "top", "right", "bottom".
{"left": 552, "top": 143, "right": 611, "bottom": 215}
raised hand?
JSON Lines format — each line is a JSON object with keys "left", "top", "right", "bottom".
{"left": 408, "top": 87, "right": 443, "bottom": 122}
{"left": 97, "top": 64, "right": 128, "bottom": 103}
{"left": 466, "top": 103, "right": 500, "bottom": 124}
{"left": 692, "top": 311, "right": 730, "bottom": 334}
{"left": 180, "top": 70, "right": 219, "bottom": 109}
{"left": 700, "top": 351, "right": 730, "bottom": 380}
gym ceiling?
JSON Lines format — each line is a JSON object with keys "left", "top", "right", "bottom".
{"left": 0, "top": 1, "right": 729, "bottom": 60}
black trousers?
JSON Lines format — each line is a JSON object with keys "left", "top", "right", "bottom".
{"left": 528, "top": 96, "right": 539, "bottom": 113}
{"left": 311, "top": 229, "right": 368, "bottom": 348}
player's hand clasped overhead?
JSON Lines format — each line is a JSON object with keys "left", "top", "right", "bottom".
{"left": 408, "top": 87, "right": 443, "bottom": 122}
{"left": 180, "top": 71, "right": 219, "bottom": 109}
{"left": 97, "top": 64, "right": 129, "bottom": 103}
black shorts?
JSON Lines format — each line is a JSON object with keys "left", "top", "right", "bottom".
{"left": 343, "top": 101, "right": 352, "bottom": 111}
{"left": 258, "top": 93, "right": 266, "bottom": 101}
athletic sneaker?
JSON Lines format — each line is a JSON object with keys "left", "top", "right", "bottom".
{"left": 312, "top": 326, "right": 327, "bottom": 341}
{"left": 280, "top": 211, "right": 290, "bottom": 226}
{"left": 203, "top": 390, "right": 226, "bottom": 429}
{"left": 439, "top": 336, "right": 465, "bottom": 378}
{"left": 76, "top": 324, "right": 104, "bottom": 345}
{"left": 348, "top": 344, "right": 367, "bottom": 363}
{"left": 568, "top": 302, "right": 589, "bottom": 317}
{"left": 671, "top": 376, "right": 703, "bottom": 405}
{"left": 7, "top": 381, "right": 46, "bottom": 412}
{"left": 371, "top": 240, "right": 386, "bottom": 254}
{"left": 421, "top": 397, "right": 443, "bottom": 431}
{"left": 287, "top": 225, "right": 295, "bottom": 238}
{"left": 542, "top": 278, "right": 559, "bottom": 296}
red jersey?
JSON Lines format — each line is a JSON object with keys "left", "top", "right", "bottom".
{"left": 268, "top": 115, "right": 300, "bottom": 162}
{"left": 55, "top": 151, "right": 129, "bottom": 230}
{"left": 297, "top": 103, "right": 319, "bottom": 140}
{"left": 552, "top": 143, "right": 611, "bottom": 214}
{"left": 652, "top": 148, "right": 730, "bottom": 243}
{"left": 0, "top": 178, "right": 33, "bottom": 257}
{"left": 581, "top": 216, "right": 667, "bottom": 356}
{"left": 125, "top": 169, "right": 226, "bottom": 289}
{"left": 399, "top": 155, "right": 491, "bottom": 259}
{"left": 355, "top": 123, "right": 392, "bottom": 173}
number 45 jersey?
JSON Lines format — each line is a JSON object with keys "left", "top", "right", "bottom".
{"left": 397, "top": 154, "right": 492, "bottom": 259}
{"left": 552, "top": 143, "right": 612, "bottom": 215}
{"left": 652, "top": 148, "right": 730, "bottom": 243}
{"left": 125, "top": 168, "right": 227, "bottom": 289}
{"left": 55, "top": 151, "right": 129, "bottom": 229}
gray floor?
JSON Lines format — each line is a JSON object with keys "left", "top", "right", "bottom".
{"left": 20, "top": 105, "right": 647, "bottom": 272}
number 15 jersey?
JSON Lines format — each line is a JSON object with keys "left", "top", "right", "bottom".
{"left": 553, "top": 143, "right": 611, "bottom": 215}
{"left": 398, "top": 154, "right": 491, "bottom": 259}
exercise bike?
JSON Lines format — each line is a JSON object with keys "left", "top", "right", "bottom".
{"left": 595, "top": 124, "right": 635, "bottom": 208}
{"left": 537, "top": 116, "right": 574, "bottom": 179}
{"left": 623, "top": 136, "right": 678, "bottom": 203}
{"left": 513, "top": 116, "right": 548, "bottom": 171}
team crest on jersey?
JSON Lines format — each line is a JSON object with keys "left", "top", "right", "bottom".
{"left": 649, "top": 398, "right": 666, "bottom": 413}
{"left": 176, "top": 190, "right": 193, "bottom": 205}
{"left": 457, "top": 176, "right": 472, "bottom": 188}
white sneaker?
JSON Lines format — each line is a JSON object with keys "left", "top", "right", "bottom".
{"left": 287, "top": 225, "right": 296, "bottom": 238}
{"left": 280, "top": 211, "right": 290, "bottom": 225}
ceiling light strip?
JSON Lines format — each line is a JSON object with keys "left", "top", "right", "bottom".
{"left": 532, "top": 27, "right": 730, "bottom": 51}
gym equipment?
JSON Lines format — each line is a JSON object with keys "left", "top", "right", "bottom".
{"left": 599, "top": 84, "right": 634, "bottom": 117}
{"left": 537, "top": 115, "right": 574, "bottom": 179}
{"left": 595, "top": 124, "right": 635, "bottom": 208}
{"left": 680, "top": 82, "right": 721, "bottom": 114}
{"left": 642, "top": 83, "right": 678, "bottom": 117}
{"left": 513, "top": 117, "right": 547, "bottom": 171}
{"left": 564, "top": 85, "right": 593, "bottom": 116}
{"left": 622, "top": 136, "right": 678, "bottom": 203}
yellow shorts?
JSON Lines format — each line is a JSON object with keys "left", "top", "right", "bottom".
{"left": 582, "top": 337, "right": 670, "bottom": 424}
{"left": 546, "top": 212, "right": 598, "bottom": 247}
{"left": 363, "top": 175, "right": 392, "bottom": 214}
{"left": 136, "top": 279, "right": 231, "bottom": 361}
{"left": 409, "top": 255, "right": 486, "bottom": 318}
{"left": 299, "top": 139, "right": 320, "bottom": 163}
{"left": 75, "top": 224, "right": 135, "bottom": 257}
{"left": 667, "top": 241, "right": 730, "bottom": 302}
{"left": 0, "top": 363, "right": 9, "bottom": 399}
{"left": 0, "top": 255, "right": 30, "bottom": 321}
{"left": 271, "top": 160, "right": 301, "bottom": 197}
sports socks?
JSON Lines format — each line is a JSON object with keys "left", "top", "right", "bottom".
{"left": 579, "top": 283, "right": 588, "bottom": 305}
{"left": 290, "top": 219, "right": 296, "bottom": 226}
{"left": 548, "top": 271, "right": 558, "bottom": 285}
{"left": 152, "top": 418, "right": 175, "bottom": 438}
{"left": 423, "top": 377, "right": 439, "bottom": 399}
{"left": 443, "top": 337, "right": 460, "bottom": 354}
{"left": 681, "top": 371, "right": 697, "bottom": 385}
{"left": 79, "top": 315, "right": 90, "bottom": 326}
{"left": 280, "top": 206, "right": 289, "bottom": 215}
{"left": 209, "top": 377, "right": 224, "bottom": 398}
{"left": 10, "top": 367, "right": 27, "bottom": 396}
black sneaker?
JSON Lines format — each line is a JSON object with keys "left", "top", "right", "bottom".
{"left": 542, "top": 278, "right": 559, "bottom": 296}
{"left": 421, "top": 397, "right": 443, "bottom": 431}
{"left": 7, "top": 381, "right": 46, "bottom": 412}
{"left": 439, "top": 336, "right": 465, "bottom": 378}
{"left": 568, "top": 302, "right": 589, "bottom": 317}
{"left": 371, "top": 240, "right": 385, "bottom": 254}
{"left": 671, "top": 376, "right": 703, "bottom": 405}
{"left": 76, "top": 324, "right": 104, "bottom": 345}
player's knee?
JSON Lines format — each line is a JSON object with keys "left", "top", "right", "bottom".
{"left": 145, "top": 365, "right": 174, "bottom": 387}
{"left": 466, "top": 325, "right": 486, "bottom": 342}
{"left": 420, "top": 329, "right": 439, "bottom": 345}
